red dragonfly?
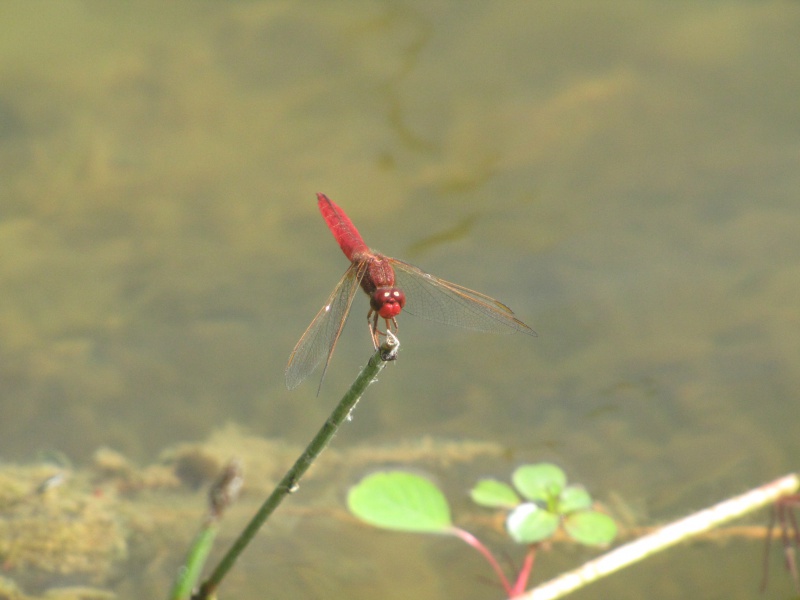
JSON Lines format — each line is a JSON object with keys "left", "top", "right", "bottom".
{"left": 285, "top": 193, "right": 536, "bottom": 390}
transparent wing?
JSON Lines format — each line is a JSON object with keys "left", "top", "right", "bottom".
{"left": 390, "top": 259, "right": 536, "bottom": 335}
{"left": 285, "top": 261, "right": 367, "bottom": 391}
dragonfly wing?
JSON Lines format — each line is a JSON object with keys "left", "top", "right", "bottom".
{"left": 390, "top": 259, "right": 536, "bottom": 335}
{"left": 285, "top": 262, "right": 366, "bottom": 390}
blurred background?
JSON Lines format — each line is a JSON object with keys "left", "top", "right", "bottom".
{"left": 1, "top": 2, "right": 798, "bottom": 599}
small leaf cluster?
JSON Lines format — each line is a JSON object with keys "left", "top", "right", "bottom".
{"left": 471, "top": 463, "right": 616, "bottom": 546}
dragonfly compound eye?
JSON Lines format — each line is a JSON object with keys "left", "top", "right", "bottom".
{"left": 375, "top": 288, "right": 405, "bottom": 318}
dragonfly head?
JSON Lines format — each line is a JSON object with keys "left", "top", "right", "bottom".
{"left": 372, "top": 287, "right": 405, "bottom": 318}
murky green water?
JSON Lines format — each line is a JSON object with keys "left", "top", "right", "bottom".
{"left": 1, "top": 2, "right": 798, "bottom": 598}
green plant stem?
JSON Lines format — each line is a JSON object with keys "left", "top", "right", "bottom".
{"left": 170, "top": 519, "right": 219, "bottom": 600}
{"left": 195, "top": 337, "right": 399, "bottom": 600}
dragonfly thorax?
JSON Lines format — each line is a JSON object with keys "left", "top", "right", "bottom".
{"left": 371, "top": 287, "right": 405, "bottom": 318}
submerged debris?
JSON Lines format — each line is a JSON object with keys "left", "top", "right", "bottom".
{"left": 0, "top": 425, "right": 506, "bottom": 598}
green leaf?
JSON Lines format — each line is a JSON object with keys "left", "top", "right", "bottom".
{"left": 347, "top": 471, "right": 452, "bottom": 533}
{"left": 512, "top": 463, "right": 566, "bottom": 502}
{"left": 563, "top": 511, "right": 617, "bottom": 546}
{"left": 558, "top": 485, "right": 592, "bottom": 514}
{"left": 505, "top": 502, "right": 560, "bottom": 544}
{"left": 470, "top": 479, "right": 521, "bottom": 509}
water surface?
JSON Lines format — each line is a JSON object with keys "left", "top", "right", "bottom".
{"left": 1, "top": 2, "right": 798, "bottom": 598}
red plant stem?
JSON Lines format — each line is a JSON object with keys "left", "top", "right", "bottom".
{"left": 511, "top": 547, "right": 537, "bottom": 597}
{"left": 451, "top": 526, "right": 513, "bottom": 596}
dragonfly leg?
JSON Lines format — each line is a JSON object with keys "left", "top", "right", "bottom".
{"left": 367, "top": 310, "right": 380, "bottom": 349}
{"left": 367, "top": 311, "right": 401, "bottom": 349}
{"left": 388, "top": 316, "right": 399, "bottom": 335}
